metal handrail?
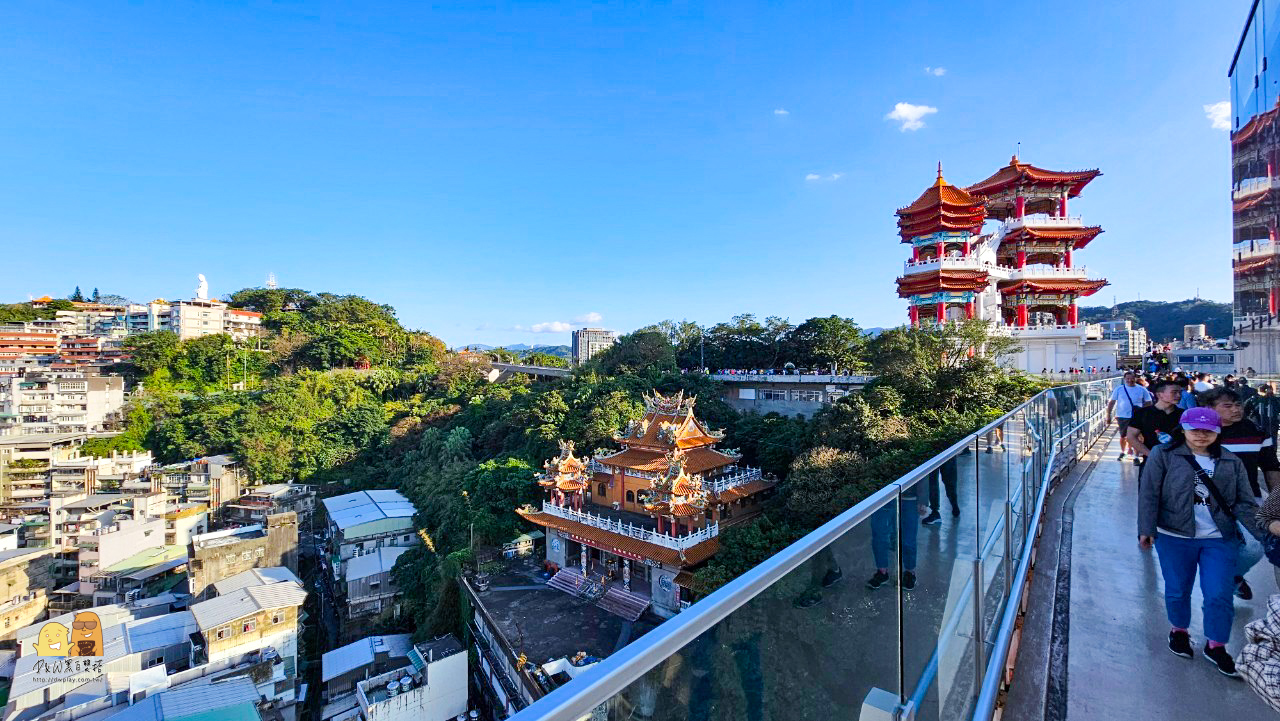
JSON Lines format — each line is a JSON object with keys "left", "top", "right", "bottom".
{"left": 506, "top": 388, "right": 1056, "bottom": 721}
{"left": 971, "top": 398, "right": 1109, "bottom": 720}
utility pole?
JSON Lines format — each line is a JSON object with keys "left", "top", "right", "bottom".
{"left": 700, "top": 329, "right": 705, "bottom": 372}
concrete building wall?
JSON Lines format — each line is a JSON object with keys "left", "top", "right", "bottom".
{"left": 205, "top": 605, "right": 299, "bottom": 665}
{"left": 188, "top": 513, "right": 297, "bottom": 601}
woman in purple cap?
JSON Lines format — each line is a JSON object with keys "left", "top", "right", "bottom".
{"left": 1138, "top": 407, "right": 1263, "bottom": 678}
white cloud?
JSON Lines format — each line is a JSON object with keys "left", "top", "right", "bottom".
{"left": 1204, "top": 101, "right": 1230, "bottom": 131}
{"left": 886, "top": 102, "right": 938, "bottom": 131}
{"left": 805, "top": 172, "right": 844, "bottom": 182}
{"left": 805, "top": 173, "right": 821, "bottom": 181}
{"left": 774, "top": 108, "right": 790, "bottom": 116}
{"left": 530, "top": 321, "right": 573, "bottom": 333}
{"left": 925, "top": 66, "right": 946, "bottom": 76}
{"left": 574, "top": 312, "right": 603, "bottom": 324}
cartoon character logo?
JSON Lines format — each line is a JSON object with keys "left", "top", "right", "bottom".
{"left": 34, "top": 622, "right": 69, "bottom": 657}
{"left": 71, "top": 612, "right": 103, "bottom": 656}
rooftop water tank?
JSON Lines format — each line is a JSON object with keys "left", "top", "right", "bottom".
{"left": 386, "top": 680, "right": 399, "bottom": 696}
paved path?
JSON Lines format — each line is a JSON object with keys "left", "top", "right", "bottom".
{"left": 1008, "top": 433, "right": 1277, "bottom": 719}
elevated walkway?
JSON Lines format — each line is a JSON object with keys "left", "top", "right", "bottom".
{"left": 1005, "top": 433, "right": 1277, "bottom": 719}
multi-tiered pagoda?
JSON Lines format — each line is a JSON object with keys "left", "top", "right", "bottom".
{"left": 517, "top": 390, "right": 775, "bottom": 618}
{"left": 894, "top": 157, "right": 1115, "bottom": 371}
{"left": 895, "top": 165, "right": 992, "bottom": 325}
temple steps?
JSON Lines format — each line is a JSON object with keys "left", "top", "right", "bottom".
{"left": 546, "top": 568, "right": 588, "bottom": 596}
{"left": 546, "top": 568, "right": 650, "bottom": 621}
{"left": 595, "top": 585, "right": 649, "bottom": 622}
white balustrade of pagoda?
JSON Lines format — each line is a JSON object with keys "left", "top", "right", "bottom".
{"left": 704, "top": 467, "right": 763, "bottom": 494}
{"left": 540, "top": 501, "right": 718, "bottom": 550}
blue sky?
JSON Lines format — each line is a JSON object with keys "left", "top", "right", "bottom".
{"left": 0, "top": 1, "right": 1248, "bottom": 346}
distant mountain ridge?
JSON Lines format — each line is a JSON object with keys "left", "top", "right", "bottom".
{"left": 461, "top": 343, "right": 572, "bottom": 359}
{"left": 1078, "top": 299, "right": 1232, "bottom": 341}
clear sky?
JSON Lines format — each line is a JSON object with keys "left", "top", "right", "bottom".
{"left": 0, "top": 1, "right": 1249, "bottom": 346}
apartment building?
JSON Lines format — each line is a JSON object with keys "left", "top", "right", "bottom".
{"left": 570, "top": 327, "right": 616, "bottom": 366}
{"left": 126, "top": 300, "right": 174, "bottom": 334}
{"left": 189, "top": 573, "right": 306, "bottom": 681}
{"left": 323, "top": 634, "right": 414, "bottom": 703}
{"left": 165, "top": 502, "right": 209, "bottom": 546}
{"left": 224, "top": 483, "right": 316, "bottom": 526}
{"left": 0, "top": 325, "right": 58, "bottom": 361}
{"left": 187, "top": 513, "right": 299, "bottom": 601}
{"left": 0, "top": 372, "right": 125, "bottom": 436}
{"left": 347, "top": 636, "right": 469, "bottom": 721}
{"left": 151, "top": 454, "right": 245, "bottom": 509}
{"left": 170, "top": 299, "right": 263, "bottom": 342}
{"left": 344, "top": 546, "right": 409, "bottom": 627}
{"left": 323, "top": 490, "right": 418, "bottom": 579}
{"left": 0, "top": 547, "right": 57, "bottom": 644}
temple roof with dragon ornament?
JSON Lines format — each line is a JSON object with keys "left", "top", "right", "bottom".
{"left": 637, "top": 451, "right": 710, "bottom": 519}
{"left": 536, "top": 440, "right": 590, "bottom": 493}
{"left": 965, "top": 156, "right": 1101, "bottom": 199}
{"left": 596, "top": 390, "right": 739, "bottom": 476}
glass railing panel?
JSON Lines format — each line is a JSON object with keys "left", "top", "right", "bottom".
{"left": 900, "top": 451, "right": 980, "bottom": 721}
{"left": 570, "top": 494, "right": 903, "bottom": 721}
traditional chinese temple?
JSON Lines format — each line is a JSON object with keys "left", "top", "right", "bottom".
{"left": 517, "top": 391, "right": 775, "bottom": 618}
{"left": 894, "top": 158, "right": 1116, "bottom": 371}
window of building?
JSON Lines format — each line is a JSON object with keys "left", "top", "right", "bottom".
{"left": 240, "top": 551, "right": 251, "bottom": 561}
{"left": 597, "top": 483, "right": 607, "bottom": 497}
{"left": 791, "top": 390, "right": 822, "bottom": 403}
{"left": 759, "top": 389, "right": 788, "bottom": 401}
{"left": 626, "top": 490, "right": 635, "bottom": 503}
{"left": 271, "top": 613, "right": 283, "bottom": 625}
{"left": 242, "top": 620, "right": 256, "bottom": 633}
{"left": 254, "top": 548, "right": 264, "bottom": 558}
{"left": 216, "top": 626, "right": 230, "bottom": 640}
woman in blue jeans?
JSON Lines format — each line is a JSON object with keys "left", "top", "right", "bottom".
{"left": 1138, "top": 407, "right": 1262, "bottom": 678}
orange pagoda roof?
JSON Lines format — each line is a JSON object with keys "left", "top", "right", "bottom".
{"left": 1233, "top": 101, "right": 1279, "bottom": 147}
{"left": 895, "top": 166, "right": 987, "bottom": 241}
{"left": 1234, "top": 188, "right": 1276, "bottom": 214}
{"left": 896, "top": 269, "right": 990, "bottom": 297}
{"left": 997, "top": 278, "right": 1108, "bottom": 296}
{"left": 596, "top": 445, "right": 737, "bottom": 475}
{"left": 965, "top": 156, "right": 1100, "bottom": 198}
{"left": 999, "top": 225, "right": 1103, "bottom": 249}
{"left": 1234, "top": 256, "right": 1277, "bottom": 275}
{"left": 537, "top": 441, "right": 590, "bottom": 493}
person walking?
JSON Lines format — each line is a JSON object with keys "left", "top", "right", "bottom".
{"left": 1139, "top": 408, "right": 1261, "bottom": 678}
{"left": 1199, "top": 387, "right": 1280, "bottom": 600}
{"left": 1127, "top": 378, "right": 1186, "bottom": 467}
{"left": 1108, "top": 372, "right": 1153, "bottom": 461}
{"left": 923, "top": 455, "right": 960, "bottom": 526}
{"left": 1246, "top": 383, "right": 1280, "bottom": 440}
{"left": 867, "top": 486, "right": 919, "bottom": 590}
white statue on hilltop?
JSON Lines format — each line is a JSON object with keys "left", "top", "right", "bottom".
{"left": 195, "top": 274, "right": 209, "bottom": 300}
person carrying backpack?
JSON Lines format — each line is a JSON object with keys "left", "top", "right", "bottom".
{"left": 1138, "top": 407, "right": 1262, "bottom": 678}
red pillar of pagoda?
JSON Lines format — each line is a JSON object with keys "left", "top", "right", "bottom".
{"left": 1016, "top": 249, "right": 1027, "bottom": 269}
{"left": 1271, "top": 287, "right": 1278, "bottom": 316}
{"left": 1016, "top": 303, "right": 1029, "bottom": 328}
{"left": 936, "top": 241, "right": 945, "bottom": 259}
{"left": 1068, "top": 302, "right": 1079, "bottom": 326}
{"left": 1058, "top": 194, "right": 1068, "bottom": 217}
{"left": 965, "top": 301, "right": 975, "bottom": 320}
{"left": 1065, "top": 249, "right": 1073, "bottom": 268}
{"left": 937, "top": 302, "right": 946, "bottom": 323}
{"left": 912, "top": 245, "right": 920, "bottom": 261}
{"left": 909, "top": 305, "right": 919, "bottom": 326}
{"left": 1015, "top": 196, "right": 1026, "bottom": 218}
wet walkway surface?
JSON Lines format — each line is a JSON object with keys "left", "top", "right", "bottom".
{"left": 1008, "top": 433, "right": 1278, "bottom": 719}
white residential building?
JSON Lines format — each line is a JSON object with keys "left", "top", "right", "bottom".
{"left": 322, "top": 490, "right": 418, "bottom": 580}
{"left": 349, "top": 636, "right": 468, "bottom": 721}
{"left": 571, "top": 328, "right": 616, "bottom": 366}
{"left": 0, "top": 372, "right": 125, "bottom": 436}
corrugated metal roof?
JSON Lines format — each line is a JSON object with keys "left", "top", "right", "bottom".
{"left": 321, "top": 633, "right": 413, "bottom": 682}
{"left": 344, "top": 546, "right": 410, "bottom": 582}
{"left": 124, "top": 611, "right": 196, "bottom": 653}
{"left": 212, "top": 567, "right": 300, "bottom": 596}
{"left": 189, "top": 580, "right": 306, "bottom": 630}
{"left": 321, "top": 490, "right": 415, "bottom": 531}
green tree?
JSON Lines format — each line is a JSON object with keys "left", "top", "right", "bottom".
{"left": 787, "top": 315, "right": 867, "bottom": 373}
{"left": 70, "top": 286, "right": 84, "bottom": 302}
{"left": 593, "top": 330, "right": 676, "bottom": 375}
{"left": 122, "top": 332, "right": 181, "bottom": 377}
{"left": 92, "top": 288, "right": 100, "bottom": 302}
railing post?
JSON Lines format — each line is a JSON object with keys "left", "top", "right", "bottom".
{"left": 972, "top": 557, "right": 985, "bottom": 701}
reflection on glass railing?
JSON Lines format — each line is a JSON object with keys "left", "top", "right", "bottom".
{"left": 508, "top": 379, "right": 1118, "bottom": 721}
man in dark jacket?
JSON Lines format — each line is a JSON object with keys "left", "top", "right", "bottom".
{"left": 1247, "top": 383, "right": 1280, "bottom": 439}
